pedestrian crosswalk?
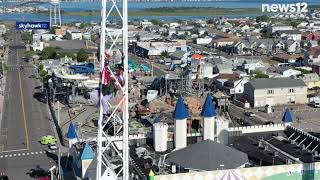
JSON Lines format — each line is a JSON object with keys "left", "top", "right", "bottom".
{"left": 0, "top": 150, "right": 56, "bottom": 159}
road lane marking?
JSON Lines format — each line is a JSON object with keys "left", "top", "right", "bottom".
{"left": 17, "top": 49, "right": 30, "bottom": 150}
{"left": 0, "top": 150, "right": 57, "bottom": 159}
{"left": 0, "top": 148, "right": 28, "bottom": 153}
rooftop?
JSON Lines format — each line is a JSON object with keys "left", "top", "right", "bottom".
{"left": 165, "top": 140, "right": 249, "bottom": 171}
{"left": 248, "top": 78, "right": 307, "bottom": 89}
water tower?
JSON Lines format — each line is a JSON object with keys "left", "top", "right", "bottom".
{"left": 50, "top": 0, "right": 61, "bottom": 27}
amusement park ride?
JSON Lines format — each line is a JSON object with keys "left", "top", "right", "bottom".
{"left": 96, "top": 0, "right": 129, "bottom": 179}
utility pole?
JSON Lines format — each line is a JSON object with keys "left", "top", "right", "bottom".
{"left": 57, "top": 101, "right": 60, "bottom": 125}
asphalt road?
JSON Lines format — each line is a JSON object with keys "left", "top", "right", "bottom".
{"left": 0, "top": 29, "right": 57, "bottom": 179}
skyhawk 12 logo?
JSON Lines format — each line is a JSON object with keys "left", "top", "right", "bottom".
{"left": 16, "top": 22, "right": 50, "bottom": 30}
{"left": 262, "top": 2, "right": 308, "bottom": 13}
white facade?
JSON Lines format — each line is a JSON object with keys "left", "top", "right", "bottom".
{"left": 190, "top": 63, "right": 217, "bottom": 79}
{"left": 68, "top": 138, "right": 77, "bottom": 148}
{"left": 66, "top": 30, "right": 83, "bottom": 40}
{"left": 174, "top": 119, "right": 187, "bottom": 150}
{"left": 269, "top": 25, "right": 293, "bottom": 33}
{"left": 243, "top": 62, "right": 265, "bottom": 73}
{"left": 215, "top": 118, "right": 229, "bottom": 145}
{"left": 196, "top": 37, "right": 212, "bottom": 45}
{"left": 82, "top": 159, "right": 93, "bottom": 179}
{"left": 32, "top": 34, "right": 44, "bottom": 51}
{"left": 281, "top": 69, "right": 301, "bottom": 77}
{"left": 153, "top": 123, "right": 168, "bottom": 152}
{"left": 41, "top": 34, "right": 55, "bottom": 41}
{"left": 203, "top": 117, "right": 215, "bottom": 141}
{"left": 244, "top": 81, "right": 308, "bottom": 107}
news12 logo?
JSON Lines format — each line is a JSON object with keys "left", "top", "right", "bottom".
{"left": 16, "top": 22, "right": 50, "bottom": 30}
{"left": 262, "top": 2, "right": 308, "bottom": 13}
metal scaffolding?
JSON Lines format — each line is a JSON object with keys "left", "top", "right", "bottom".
{"left": 96, "top": 0, "right": 129, "bottom": 179}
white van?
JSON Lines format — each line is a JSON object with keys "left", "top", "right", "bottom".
{"left": 314, "top": 102, "right": 320, "bottom": 108}
{"left": 312, "top": 100, "right": 320, "bottom": 108}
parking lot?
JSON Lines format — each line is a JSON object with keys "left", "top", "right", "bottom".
{"left": 253, "top": 104, "right": 320, "bottom": 133}
{"left": 228, "top": 103, "right": 320, "bottom": 133}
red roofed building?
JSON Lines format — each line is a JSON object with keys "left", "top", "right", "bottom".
{"left": 302, "top": 32, "right": 320, "bottom": 41}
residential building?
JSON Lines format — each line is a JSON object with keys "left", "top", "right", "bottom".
{"left": 274, "top": 30, "right": 302, "bottom": 41}
{"left": 66, "top": 29, "right": 83, "bottom": 40}
{"left": 32, "top": 34, "right": 44, "bottom": 51}
{"left": 299, "top": 73, "right": 320, "bottom": 93}
{"left": 302, "top": 32, "right": 320, "bottom": 41}
{"left": 285, "top": 40, "right": 300, "bottom": 54}
{"left": 273, "top": 53, "right": 303, "bottom": 63}
{"left": 268, "top": 25, "right": 293, "bottom": 33}
{"left": 0, "top": 24, "right": 6, "bottom": 35}
{"left": 212, "top": 38, "right": 239, "bottom": 48}
{"left": 196, "top": 37, "right": 212, "bottom": 45}
{"left": 277, "top": 67, "right": 301, "bottom": 77}
{"left": 243, "top": 78, "right": 307, "bottom": 107}
{"left": 304, "top": 46, "right": 320, "bottom": 64}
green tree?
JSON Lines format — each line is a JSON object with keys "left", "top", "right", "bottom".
{"left": 76, "top": 48, "right": 89, "bottom": 62}
{"left": 40, "top": 47, "right": 57, "bottom": 60}
{"left": 49, "top": 26, "right": 59, "bottom": 34}
{"left": 58, "top": 52, "right": 76, "bottom": 60}
{"left": 160, "top": 51, "right": 170, "bottom": 58}
{"left": 253, "top": 70, "right": 269, "bottom": 78}
{"left": 21, "top": 31, "right": 32, "bottom": 44}
{"left": 24, "top": 50, "right": 35, "bottom": 59}
{"left": 150, "top": 19, "right": 160, "bottom": 26}
{"left": 295, "top": 68, "right": 311, "bottom": 74}
{"left": 39, "top": 70, "right": 51, "bottom": 82}
{"left": 206, "top": 19, "right": 214, "bottom": 24}
{"left": 256, "top": 15, "right": 270, "bottom": 23}
{"left": 1, "top": 32, "right": 10, "bottom": 41}
{"left": 260, "top": 28, "right": 272, "bottom": 38}
{"left": 38, "top": 63, "right": 44, "bottom": 72}
{"left": 191, "top": 28, "right": 199, "bottom": 35}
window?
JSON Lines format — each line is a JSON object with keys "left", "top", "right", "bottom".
{"left": 289, "top": 88, "right": 295, "bottom": 93}
{"left": 267, "top": 90, "right": 274, "bottom": 94}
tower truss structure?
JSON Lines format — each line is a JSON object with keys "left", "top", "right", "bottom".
{"left": 49, "top": 0, "right": 61, "bottom": 27}
{"left": 96, "top": 0, "right": 129, "bottom": 179}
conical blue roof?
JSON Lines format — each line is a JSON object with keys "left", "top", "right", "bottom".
{"left": 173, "top": 96, "right": 188, "bottom": 120}
{"left": 79, "top": 143, "right": 94, "bottom": 160}
{"left": 282, "top": 108, "right": 293, "bottom": 123}
{"left": 201, "top": 95, "right": 217, "bottom": 117}
{"left": 67, "top": 122, "right": 77, "bottom": 139}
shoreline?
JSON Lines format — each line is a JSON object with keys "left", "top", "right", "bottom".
{"left": 36, "top": 7, "right": 261, "bottom": 17}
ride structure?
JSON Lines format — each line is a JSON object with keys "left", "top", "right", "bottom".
{"left": 96, "top": 0, "right": 129, "bottom": 179}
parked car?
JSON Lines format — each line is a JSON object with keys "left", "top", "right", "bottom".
{"left": 264, "top": 121, "right": 274, "bottom": 125}
{"left": 311, "top": 101, "right": 320, "bottom": 108}
{"left": 48, "top": 144, "right": 57, "bottom": 150}
{"left": 40, "top": 135, "right": 57, "bottom": 145}
{"left": 245, "top": 111, "right": 256, "bottom": 117}
{"left": 0, "top": 175, "right": 9, "bottom": 180}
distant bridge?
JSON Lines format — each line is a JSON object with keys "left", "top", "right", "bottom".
{"left": 2, "top": 0, "right": 49, "bottom": 7}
